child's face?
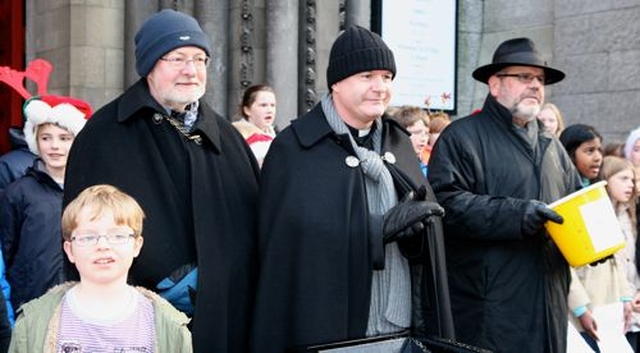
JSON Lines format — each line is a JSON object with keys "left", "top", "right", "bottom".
{"left": 537, "top": 108, "right": 558, "bottom": 135}
{"left": 406, "top": 119, "right": 429, "bottom": 156}
{"left": 36, "top": 123, "right": 74, "bottom": 171}
{"left": 630, "top": 140, "right": 640, "bottom": 167}
{"left": 607, "top": 168, "right": 635, "bottom": 203}
{"left": 574, "top": 137, "right": 603, "bottom": 180}
{"left": 63, "top": 207, "right": 143, "bottom": 287}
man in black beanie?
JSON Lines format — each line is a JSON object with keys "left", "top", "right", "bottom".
{"left": 250, "top": 25, "right": 454, "bottom": 352}
{"left": 63, "top": 9, "right": 260, "bottom": 353}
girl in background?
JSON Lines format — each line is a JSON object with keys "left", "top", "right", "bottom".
{"left": 560, "top": 124, "right": 603, "bottom": 188}
{"left": 232, "top": 84, "right": 277, "bottom": 166}
{"left": 566, "top": 156, "right": 635, "bottom": 352}
{"left": 537, "top": 102, "right": 565, "bottom": 137}
{"left": 624, "top": 127, "right": 640, "bottom": 167}
{"left": 600, "top": 157, "right": 640, "bottom": 350}
{"left": 0, "top": 95, "right": 91, "bottom": 317}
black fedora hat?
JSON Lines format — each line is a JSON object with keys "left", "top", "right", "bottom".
{"left": 472, "top": 37, "right": 565, "bottom": 85}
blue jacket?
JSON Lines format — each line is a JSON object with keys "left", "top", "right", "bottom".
{"left": 0, "top": 128, "right": 37, "bottom": 195}
{"left": 0, "top": 160, "right": 65, "bottom": 313}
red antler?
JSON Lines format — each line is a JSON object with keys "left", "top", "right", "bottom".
{"left": 24, "top": 59, "right": 52, "bottom": 96}
{"left": 0, "top": 58, "right": 53, "bottom": 99}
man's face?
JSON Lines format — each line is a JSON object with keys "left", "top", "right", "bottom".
{"left": 488, "top": 66, "right": 545, "bottom": 123}
{"left": 147, "top": 46, "right": 207, "bottom": 111}
{"left": 331, "top": 70, "right": 393, "bottom": 129}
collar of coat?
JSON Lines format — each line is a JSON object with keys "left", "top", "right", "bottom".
{"left": 291, "top": 104, "right": 406, "bottom": 150}
{"left": 483, "top": 93, "right": 552, "bottom": 137}
{"left": 115, "top": 79, "right": 222, "bottom": 151}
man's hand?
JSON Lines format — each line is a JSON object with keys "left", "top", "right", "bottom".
{"left": 521, "top": 200, "right": 563, "bottom": 237}
{"left": 383, "top": 190, "right": 445, "bottom": 244}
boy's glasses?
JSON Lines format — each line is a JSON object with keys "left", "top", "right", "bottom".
{"left": 71, "top": 234, "right": 134, "bottom": 246}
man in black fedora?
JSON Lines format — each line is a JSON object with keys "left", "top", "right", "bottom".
{"left": 428, "top": 37, "right": 582, "bottom": 352}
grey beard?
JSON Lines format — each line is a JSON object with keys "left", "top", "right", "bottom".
{"left": 512, "top": 104, "right": 541, "bottom": 122}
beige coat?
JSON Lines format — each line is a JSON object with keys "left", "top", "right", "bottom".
{"left": 568, "top": 254, "right": 633, "bottom": 331}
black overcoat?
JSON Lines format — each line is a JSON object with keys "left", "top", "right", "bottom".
{"left": 249, "top": 104, "right": 453, "bottom": 352}
{"left": 63, "top": 80, "right": 260, "bottom": 353}
{"left": 428, "top": 94, "right": 581, "bottom": 353}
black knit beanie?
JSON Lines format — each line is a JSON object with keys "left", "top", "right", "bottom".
{"left": 326, "top": 25, "right": 396, "bottom": 90}
{"left": 135, "top": 9, "right": 211, "bottom": 77}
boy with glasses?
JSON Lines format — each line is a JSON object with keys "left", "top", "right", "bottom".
{"left": 9, "top": 184, "right": 191, "bottom": 352}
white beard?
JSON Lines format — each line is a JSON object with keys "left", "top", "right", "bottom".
{"left": 512, "top": 103, "right": 541, "bottom": 122}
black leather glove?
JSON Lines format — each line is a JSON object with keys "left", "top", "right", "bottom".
{"left": 521, "top": 200, "right": 564, "bottom": 237}
{"left": 383, "top": 191, "right": 445, "bottom": 244}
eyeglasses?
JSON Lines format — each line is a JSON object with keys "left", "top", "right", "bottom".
{"left": 495, "top": 73, "right": 545, "bottom": 84}
{"left": 159, "top": 56, "right": 210, "bottom": 70}
{"left": 71, "top": 234, "right": 134, "bottom": 247}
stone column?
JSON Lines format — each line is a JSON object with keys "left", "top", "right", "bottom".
{"left": 196, "top": 0, "right": 229, "bottom": 116}
{"left": 345, "top": 0, "right": 370, "bottom": 28}
{"left": 266, "top": 0, "right": 299, "bottom": 127}
{"left": 124, "top": 1, "right": 158, "bottom": 87}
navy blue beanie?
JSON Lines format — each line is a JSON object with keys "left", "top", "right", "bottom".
{"left": 327, "top": 25, "right": 396, "bottom": 90}
{"left": 135, "top": 9, "right": 211, "bottom": 77}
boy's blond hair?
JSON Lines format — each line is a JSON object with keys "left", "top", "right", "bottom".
{"left": 62, "top": 184, "right": 145, "bottom": 241}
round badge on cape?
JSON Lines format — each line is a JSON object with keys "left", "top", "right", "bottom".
{"left": 382, "top": 152, "right": 396, "bottom": 164}
{"left": 345, "top": 156, "right": 360, "bottom": 168}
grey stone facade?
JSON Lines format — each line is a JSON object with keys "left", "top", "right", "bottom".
{"left": 25, "top": 0, "right": 640, "bottom": 141}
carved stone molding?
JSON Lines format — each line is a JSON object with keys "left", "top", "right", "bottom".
{"left": 339, "top": 0, "right": 346, "bottom": 30}
{"left": 303, "top": 0, "right": 317, "bottom": 110}
{"left": 240, "top": 0, "right": 254, "bottom": 88}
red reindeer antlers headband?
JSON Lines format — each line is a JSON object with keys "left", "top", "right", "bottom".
{"left": 0, "top": 58, "right": 52, "bottom": 99}
{"left": 0, "top": 59, "right": 92, "bottom": 156}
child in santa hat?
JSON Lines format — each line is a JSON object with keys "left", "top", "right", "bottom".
{"left": 0, "top": 95, "right": 91, "bottom": 322}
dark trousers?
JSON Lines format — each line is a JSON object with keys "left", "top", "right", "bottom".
{"left": 627, "top": 331, "right": 640, "bottom": 352}
{"left": 580, "top": 332, "right": 600, "bottom": 353}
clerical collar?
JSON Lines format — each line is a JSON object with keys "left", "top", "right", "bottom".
{"left": 347, "top": 123, "right": 377, "bottom": 149}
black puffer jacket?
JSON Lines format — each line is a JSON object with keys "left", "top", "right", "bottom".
{"left": 0, "top": 160, "right": 65, "bottom": 312}
{"left": 428, "top": 94, "right": 581, "bottom": 353}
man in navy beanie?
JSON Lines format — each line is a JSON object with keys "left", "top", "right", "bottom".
{"left": 63, "top": 9, "right": 260, "bottom": 353}
{"left": 250, "top": 25, "right": 454, "bottom": 352}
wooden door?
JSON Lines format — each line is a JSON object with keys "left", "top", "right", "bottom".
{"left": 0, "top": 0, "right": 25, "bottom": 154}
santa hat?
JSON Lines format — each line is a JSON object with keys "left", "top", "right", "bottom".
{"left": 23, "top": 95, "right": 92, "bottom": 155}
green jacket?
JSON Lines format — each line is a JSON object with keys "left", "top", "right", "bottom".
{"left": 8, "top": 282, "right": 192, "bottom": 352}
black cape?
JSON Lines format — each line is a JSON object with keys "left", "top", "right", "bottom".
{"left": 250, "top": 104, "right": 453, "bottom": 352}
{"left": 63, "top": 80, "right": 260, "bottom": 353}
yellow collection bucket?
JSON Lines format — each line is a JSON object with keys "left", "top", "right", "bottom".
{"left": 544, "top": 180, "right": 626, "bottom": 267}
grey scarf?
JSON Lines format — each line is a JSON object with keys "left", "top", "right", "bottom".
{"left": 321, "top": 94, "right": 411, "bottom": 335}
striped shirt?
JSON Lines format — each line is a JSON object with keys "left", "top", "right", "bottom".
{"left": 57, "top": 287, "right": 155, "bottom": 353}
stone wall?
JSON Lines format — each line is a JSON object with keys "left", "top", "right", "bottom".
{"left": 25, "top": 0, "right": 640, "bottom": 142}
{"left": 466, "top": 0, "right": 640, "bottom": 143}
{"left": 553, "top": 1, "right": 640, "bottom": 143}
